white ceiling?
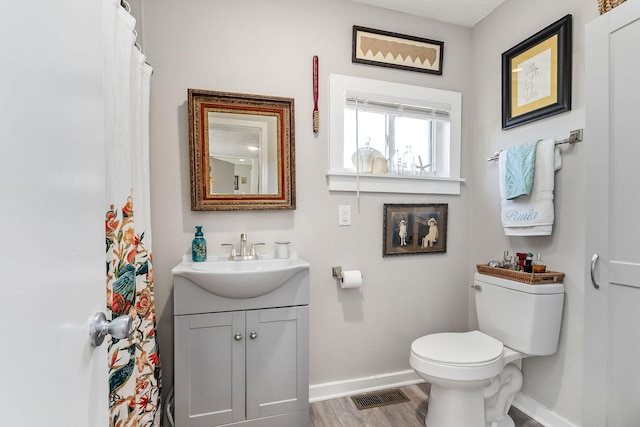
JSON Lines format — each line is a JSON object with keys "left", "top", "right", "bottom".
{"left": 347, "top": 0, "right": 506, "bottom": 27}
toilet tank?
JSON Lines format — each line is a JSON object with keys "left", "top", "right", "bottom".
{"left": 473, "top": 272, "right": 564, "bottom": 356}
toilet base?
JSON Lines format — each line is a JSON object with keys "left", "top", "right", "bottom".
{"left": 425, "top": 383, "right": 518, "bottom": 427}
{"left": 419, "top": 363, "right": 524, "bottom": 427}
{"left": 485, "top": 363, "right": 523, "bottom": 427}
{"left": 486, "top": 415, "right": 515, "bottom": 427}
{"left": 425, "top": 380, "right": 488, "bottom": 427}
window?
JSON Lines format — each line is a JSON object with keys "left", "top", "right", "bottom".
{"left": 344, "top": 98, "right": 450, "bottom": 176}
{"left": 328, "top": 74, "right": 463, "bottom": 195}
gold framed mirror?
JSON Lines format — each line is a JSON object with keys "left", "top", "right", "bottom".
{"left": 188, "top": 89, "right": 295, "bottom": 210}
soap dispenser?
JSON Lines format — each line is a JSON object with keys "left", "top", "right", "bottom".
{"left": 192, "top": 226, "right": 207, "bottom": 262}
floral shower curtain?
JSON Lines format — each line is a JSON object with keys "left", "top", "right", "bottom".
{"left": 103, "top": 0, "right": 161, "bottom": 425}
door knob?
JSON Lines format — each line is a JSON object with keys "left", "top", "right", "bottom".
{"left": 89, "top": 312, "right": 133, "bottom": 347}
{"left": 234, "top": 333, "right": 243, "bottom": 341}
{"left": 250, "top": 331, "right": 258, "bottom": 339}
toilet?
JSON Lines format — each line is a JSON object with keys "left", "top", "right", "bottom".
{"left": 409, "top": 272, "right": 564, "bottom": 427}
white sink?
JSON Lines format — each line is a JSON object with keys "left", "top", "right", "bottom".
{"left": 172, "top": 256, "right": 310, "bottom": 299}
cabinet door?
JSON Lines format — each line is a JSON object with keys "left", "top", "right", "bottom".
{"left": 246, "top": 306, "right": 309, "bottom": 419}
{"left": 175, "top": 311, "right": 246, "bottom": 427}
{"left": 585, "top": 3, "right": 640, "bottom": 425}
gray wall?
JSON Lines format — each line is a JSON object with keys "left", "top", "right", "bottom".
{"left": 138, "top": 0, "right": 600, "bottom": 424}
{"left": 141, "top": 0, "right": 472, "bottom": 411}
{"left": 470, "top": 0, "right": 598, "bottom": 424}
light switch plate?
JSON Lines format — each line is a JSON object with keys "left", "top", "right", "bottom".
{"left": 338, "top": 205, "right": 351, "bottom": 226}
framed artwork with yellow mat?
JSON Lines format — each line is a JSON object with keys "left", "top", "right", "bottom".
{"left": 501, "top": 15, "right": 572, "bottom": 129}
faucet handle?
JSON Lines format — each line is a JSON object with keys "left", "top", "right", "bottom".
{"left": 221, "top": 243, "right": 237, "bottom": 257}
{"left": 250, "top": 243, "right": 265, "bottom": 257}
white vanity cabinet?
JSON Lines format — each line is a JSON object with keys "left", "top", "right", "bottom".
{"left": 174, "top": 306, "right": 309, "bottom": 427}
{"left": 172, "top": 257, "right": 311, "bottom": 427}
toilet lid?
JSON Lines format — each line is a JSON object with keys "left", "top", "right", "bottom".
{"left": 412, "top": 331, "right": 503, "bottom": 365}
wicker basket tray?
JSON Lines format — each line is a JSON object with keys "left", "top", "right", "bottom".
{"left": 476, "top": 264, "right": 565, "bottom": 284}
{"left": 598, "top": 0, "right": 626, "bottom": 14}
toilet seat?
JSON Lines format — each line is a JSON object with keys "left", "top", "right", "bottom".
{"left": 410, "top": 331, "right": 507, "bottom": 381}
{"left": 413, "top": 331, "right": 503, "bottom": 364}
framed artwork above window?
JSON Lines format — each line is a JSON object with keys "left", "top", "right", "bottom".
{"left": 352, "top": 25, "right": 444, "bottom": 75}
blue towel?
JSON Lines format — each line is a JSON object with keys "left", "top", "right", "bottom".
{"left": 504, "top": 141, "right": 538, "bottom": 200}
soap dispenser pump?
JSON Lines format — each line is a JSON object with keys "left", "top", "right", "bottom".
{"left": 192, "top": 226, "right": 207, "bottom": 262}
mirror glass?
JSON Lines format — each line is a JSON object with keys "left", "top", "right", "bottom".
{"left": 188, "top": 89, "right": 295, "bottom": 210}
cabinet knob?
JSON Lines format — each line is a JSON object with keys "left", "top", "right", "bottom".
{"left": 250, "top": 331, "right": 258, "bottom": 339}
{"left": 234, "top": 332, "right": 242, "bottom": 341}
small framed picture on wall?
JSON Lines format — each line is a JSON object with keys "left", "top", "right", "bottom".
{"left": 383, "top": 203, "right": 448, "bottom": 257}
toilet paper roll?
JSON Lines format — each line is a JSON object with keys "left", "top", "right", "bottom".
{"left": 340, "top": 270, "right": 363, "bottom": 289}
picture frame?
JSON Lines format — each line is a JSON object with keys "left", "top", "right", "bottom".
{"left": 501, "top": 15, "right": 572, "bottom": 130}
{"left": 352, "top": 25, "right": 444, "bottom": 75}
{"left": 383, "top": 203, "right": 448, "bottom": 257}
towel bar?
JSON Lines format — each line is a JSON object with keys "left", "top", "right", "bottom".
{"left": 487, "top": 129, "right": 583, "bottom": 161}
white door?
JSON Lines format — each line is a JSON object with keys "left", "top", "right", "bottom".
{"left": 0, "top": 1, "right": 108, "bottom": 426}
{"left": 585, "top": 1, "right": 640, "bottom": 425}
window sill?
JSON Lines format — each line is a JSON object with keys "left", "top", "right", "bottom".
{"left": 326, "top": 171, "right": 464, "bottom": 195}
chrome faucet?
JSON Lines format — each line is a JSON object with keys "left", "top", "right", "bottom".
{"left": 222, "top": 233, "right": 264, "bottom": 260}
{"left": 240, "top": 233, "right": 248, "bottom": 257}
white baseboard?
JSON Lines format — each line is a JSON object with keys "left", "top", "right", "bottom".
{"left": 512, "top": 393, "right": 578, "bottom": 427}
{"left": 309, "top": 370, "right": 423, "bottom": 402}
{"left": 310, "top": 371, "right": 578, "bottom": 427}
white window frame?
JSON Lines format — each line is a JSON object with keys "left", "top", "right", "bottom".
{"left": 328, "top": 74, "right": 464, "bottom": 195}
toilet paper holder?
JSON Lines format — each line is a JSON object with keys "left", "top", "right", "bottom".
{"left": 332, "top": 266, "right": 343, "bottom": 281}
{"left": 332, "top": 266, "right": 363, "bottom": 289}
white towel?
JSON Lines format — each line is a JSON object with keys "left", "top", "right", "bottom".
{"left": 499, "top": 139, "right": 562, "bottom": 236}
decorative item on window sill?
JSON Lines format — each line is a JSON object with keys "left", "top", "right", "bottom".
{"left": 402, "top": 145, "right": 416, "bottom": 175}
{"left": 416, "top": 156, "right": 431, "bottom": 175}
{"left": 598, "top": 0, "right": 626, "bottom": 14}
{"left": 351, "top": 138, "right": 385, "bottom": 173}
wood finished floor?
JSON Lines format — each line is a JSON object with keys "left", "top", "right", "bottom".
{"left": 310, "top": 383, "right": 545, "bottom": 427}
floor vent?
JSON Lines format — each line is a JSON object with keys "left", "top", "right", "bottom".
{"left": 350, "top": 388, "right": 410, "bottom": 410}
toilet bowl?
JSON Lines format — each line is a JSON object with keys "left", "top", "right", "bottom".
{"left": 409, "top": 273, "right": 565, "bottom": 427}
{"left": 410, "top": 331, "right": 523, "bottom": 427}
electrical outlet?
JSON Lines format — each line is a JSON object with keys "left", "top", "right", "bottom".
{"left": 338, "top": 205, "right": 351, "bottom": 226}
